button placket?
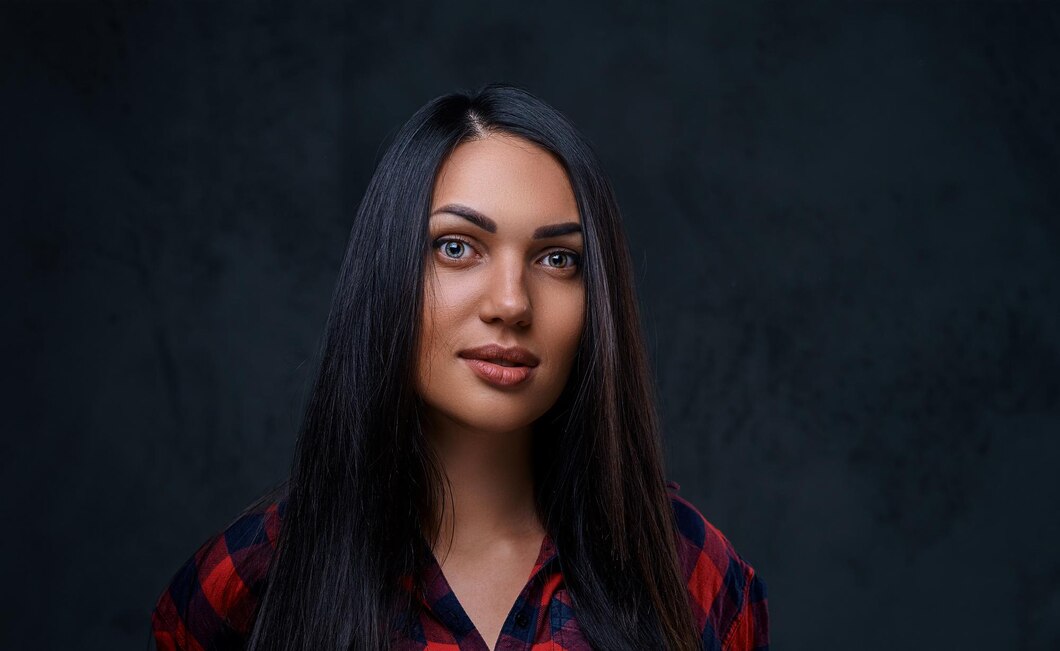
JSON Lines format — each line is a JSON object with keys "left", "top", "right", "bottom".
{"left": 514, "top": 611, "right": 530, "bottom": 628}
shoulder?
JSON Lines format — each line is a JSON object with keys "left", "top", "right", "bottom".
{"left": 665, "top": 480, "right": 770, "bottom": 651}
{"left": 151, "top": 492, "right": 287, "bottom": 650}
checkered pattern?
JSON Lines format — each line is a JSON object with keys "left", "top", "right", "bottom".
{"left": 151, "top": 481, "right": 768, "bottom": 650}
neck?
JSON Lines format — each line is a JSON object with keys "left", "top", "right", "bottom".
{"left": 423, "top": 410, "right": 543, "bottom": 560}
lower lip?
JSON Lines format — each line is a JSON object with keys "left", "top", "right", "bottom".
{"left": 462, "top": 358, "right": 536, "bottom": 387}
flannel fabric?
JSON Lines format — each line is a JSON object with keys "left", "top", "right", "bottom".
{"left": 151, "top": 481, "right": 768, "bottom": 650}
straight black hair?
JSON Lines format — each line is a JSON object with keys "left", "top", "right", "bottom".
{"left": 244, "top": 82, "right": 700, "bottom": 651}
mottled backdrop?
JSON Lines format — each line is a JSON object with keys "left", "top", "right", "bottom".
{"left": 3, "top": 1, "right": 1058, "bottom": 649}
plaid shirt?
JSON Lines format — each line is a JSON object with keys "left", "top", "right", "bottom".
{"left": 151, "top": 481, "right": 769, "bottom": 650}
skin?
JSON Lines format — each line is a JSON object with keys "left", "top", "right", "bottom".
{"left": 415, "top": 131, "right": 586, "bottom": 649}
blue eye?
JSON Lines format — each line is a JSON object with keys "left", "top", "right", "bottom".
{"left": 434, "top": 238, "right": 472, "bottom": 259}
{"left": 542, "top": 251, "right": 580, "bottom": 269}
{"left": 432, "top": 237, "right": 581, "bottom": 273}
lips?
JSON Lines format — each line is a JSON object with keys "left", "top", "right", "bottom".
{"left": 457, "top": 343, "right": 539, "bottom": 388}
{"left": 457, "top": 343, "right": 540, "bottom": 367}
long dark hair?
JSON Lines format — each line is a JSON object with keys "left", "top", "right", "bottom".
{"left": 245, "top": 83, "right": 699, "bottom": 651}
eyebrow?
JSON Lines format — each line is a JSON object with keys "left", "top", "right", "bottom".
{"left": 430, "top": 203, "right": 582, "bottom": 239}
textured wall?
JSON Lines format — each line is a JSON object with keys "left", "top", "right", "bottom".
{"left": 3, "top": 1, "right": 1057, "bottom": 649}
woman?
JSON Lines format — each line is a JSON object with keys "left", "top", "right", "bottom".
{"left": 150, "top": 83, "right": 769, "bottom": 651}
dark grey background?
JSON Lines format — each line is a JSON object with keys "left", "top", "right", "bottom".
{"left": 3, "top": 1, "right": 1058, "bottom": 649}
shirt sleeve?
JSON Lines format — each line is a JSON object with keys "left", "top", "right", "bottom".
{"left": 721, "top": 564, "right": 769, "bottom": 651}
{"left": 151, "top": 502, "right": 281, "bottom": 650}
{"left": 665, "top": 482, "right": 770, "bottom": 651}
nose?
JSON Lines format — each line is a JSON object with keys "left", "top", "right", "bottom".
{"left": 479, "top": 252, "right": 532, "bottom": 328}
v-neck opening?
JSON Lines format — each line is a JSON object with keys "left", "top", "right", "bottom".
{"left": 419, "top": 530, "right": 558, "bottom": 650}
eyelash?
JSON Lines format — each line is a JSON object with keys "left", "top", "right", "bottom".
{"left": 431, "top": 236, "right": 582, "bottom": 271}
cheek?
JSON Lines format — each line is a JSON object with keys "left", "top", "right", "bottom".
{"left": 416, "top": 288, "right": 440, "bottom": 391}
{"left": 547, "top": 286, "right": 586, "bottom": 366}
{"left": 417, "top": 277, "right": 473, "bottom": 384}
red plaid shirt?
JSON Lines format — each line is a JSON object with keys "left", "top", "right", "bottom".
{"left": 151, "top": 481, "right": 769, "bottom": 650}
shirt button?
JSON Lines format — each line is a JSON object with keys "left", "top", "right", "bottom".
{"left": 514, "top": 612, "right": 529, "bottom": 628}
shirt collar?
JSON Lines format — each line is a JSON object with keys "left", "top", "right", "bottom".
{"left": 410, "top": 530, "right": 559, "bottom": 612}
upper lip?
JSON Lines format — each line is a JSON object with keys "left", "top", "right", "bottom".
{"left": 458, "top": 343, "right": 540, "bottom": 367}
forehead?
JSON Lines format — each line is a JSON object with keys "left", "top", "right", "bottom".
{"left": 430, "top": 133, "right": 580, "bottom": 227}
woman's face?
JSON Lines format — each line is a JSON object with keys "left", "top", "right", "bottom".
{"left": 416, "top": 132, "right": 586, "bottom": 436}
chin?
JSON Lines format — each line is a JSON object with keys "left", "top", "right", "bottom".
{"left": 450, "top": 406, "right": 539, "bottom": 435}
{"left": 425, "top": 389, "right": 546, "bottom": 435}
{"left": 417, "top": 362, "right": 561, "bottom": 433}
